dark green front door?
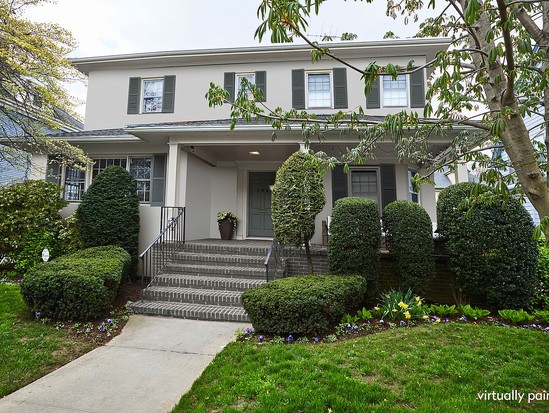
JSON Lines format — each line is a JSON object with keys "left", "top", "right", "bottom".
{"left": 248, "top": 172, "right": 276, "bottom": 237}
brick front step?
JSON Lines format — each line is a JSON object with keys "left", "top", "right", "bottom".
{"left": 131, "top": 301, "right": 249, "bottom": 322}
{"left": 180, "top": 242, "right": 270, "bottom": 256}
{"left": 162, "top": 263, "right": 266, "bottom": 279}
{"left": 171, "top": 252, "right": 267, "bottom": 267}
{"left": 142, "top": 286, "right": 243, "bottom": 307}
{"left": 154, "top": 273, "right": 266, "bottom": 291}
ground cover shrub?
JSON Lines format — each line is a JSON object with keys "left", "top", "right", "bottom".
{"left": 498, "top": 309, "right": 535, "bottom": 324}
{"left": 382, "top": 200, "right": 435, "bottom": 294}
{"left": 20, "top": 246, "right": 130, "bottom": 320}
{"left": 328, "top": 197, "right": 380, "bottom": 294}
{"left": 437, "top": 182, "right": 538, "bottom": 309}
{"left": 0, "top": 180, "right": 67, "bottom": 273}
{"left": 75, "top": 166, "right": 139, "bottom": 276}
{"left": 534, "top": 310, "right": 549, "bottom": 323}
{"left": 427, "top": 304, "right": 459, "bottom": 317}
{"left": 241, "top": 274, "right": 367, "bottom": 335}
{"left": 459, "top": 304, "right": 490, "bottom": 320}
{"left": 271, "top": 151, "right": 325, "bottom": 273}
{"left": 373, "top": 289, "right": 427, "bottom": 320}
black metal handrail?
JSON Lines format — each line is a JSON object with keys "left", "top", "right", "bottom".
{"left": 140, "top": 206, "right": 185, "bottom": 300}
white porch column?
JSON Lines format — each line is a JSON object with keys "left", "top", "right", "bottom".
{"left": 454, "top": 164, "right": 469, "bottom": 183}
{"left": 166, "top": 143, "right": 181, "bottom": 206}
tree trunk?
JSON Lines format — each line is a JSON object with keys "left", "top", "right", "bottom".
{"left": 463, "top": 1, "right": 549, "bottom": 233}
{"left": 305, "top": 240, "right": 314, "bottom": 274}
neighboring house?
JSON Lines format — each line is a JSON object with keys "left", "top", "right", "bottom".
{"left": 0, "top": 110, "right": 83, "bottom": 186}
{"left": 33, "top": 38, "right": 470, "bottom": 252}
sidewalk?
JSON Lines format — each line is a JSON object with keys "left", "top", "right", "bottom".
{"left": 0, "top": 315, "right": 249, "bottom": 413}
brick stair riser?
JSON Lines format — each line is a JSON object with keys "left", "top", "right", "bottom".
{"left": 153, "top": 274, "right": 265, "bottom": 291}
{"left": 131, "top": 302, "right": 249, "bottom": 322}
{"left": 171, "top": 254, "right": 266, "bottom": 268}
{"left": 143, "top": 289, "right": 242, "bottom": 307}
{"left": 162, "top": 264, "right": 266, "bottom": 278}
{"left": 180, "top": 244, "right": 269, "bottom": 256}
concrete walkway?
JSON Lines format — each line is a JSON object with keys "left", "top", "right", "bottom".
{"left": 0, "top": 315, "right": 249, "bottom": 413}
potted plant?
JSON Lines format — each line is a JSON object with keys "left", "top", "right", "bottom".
{"left": 217, "top": 211, "right": 237, "bottom": 240}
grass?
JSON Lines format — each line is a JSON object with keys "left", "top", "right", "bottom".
{"left": 174, "top": 323, "right": 548, "bottom": 412}
{"left": 0, "top": 283, "right": 94, "bottom": 397}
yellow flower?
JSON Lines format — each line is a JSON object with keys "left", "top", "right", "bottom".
{"left": 392, "top": 309, "right": 398, "bottom": 312}
{"left": 398, "top": 301, "right": 409, "bottom": 309}
{"left": 374, "top": 307, "right": 380, "bottom": 311}
{"left": 405, "top": 311, "right": 411, "bottom": 319}
{"left": 415, "top": 296, "right": 421, "bottom": 302}
{"left": 422, "top": 315, "right": 429, "bottom": 319}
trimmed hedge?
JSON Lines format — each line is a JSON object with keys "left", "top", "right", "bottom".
{"left": 437, "top": 182, "right": 538, "bottom": 309}
{"left": 383, "top": 200, "right": 435, "bottom": 295}
{"left": 328, "top": 197, "right": 381, "bottom": 293}
{"left": 533, "top": 244, "right": 549, "bottom": 310}
{"left": 75, "top": 166, "right": 140, "bottom": 276}
{"left": 20, "top": 246, "right": 131, "bottom": 320}
{"left": 242, "top": 274, "right": 367, "bottom": 335}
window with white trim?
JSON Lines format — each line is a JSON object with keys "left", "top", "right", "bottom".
{"left": 382, "top": 75, "right": 408, "bottom": 107}
{"left": 350, "top": 169, "right": 380, "bottom": 203}
{"left": 142, "top": 79, "right": 163, "bottom": 113}
{"left": 129, "top": 157, "right": 152, "bottom": 203}
{"left": 236, "top": 73, "right": 255, "bottom": 98}
{"left": 92, "top": 158, "right": 127, "bottom": 179}
{"left": 64, "top": 168, "right": 86, "bottom": 201}
{"left": 306, "top": 72, "right": 332, "bottom": 108}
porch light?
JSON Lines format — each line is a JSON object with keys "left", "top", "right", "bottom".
{"left": 249, "top": 151, "right": 260, "bottom": 156}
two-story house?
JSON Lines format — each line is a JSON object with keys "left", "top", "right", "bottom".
{"left": 35, "top": 38, "right": 460, "bottom": 251}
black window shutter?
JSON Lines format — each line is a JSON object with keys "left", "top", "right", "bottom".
{"left": 292, "top": 69, "right": 305, "bottom": 110}
{"left": 410, "top": 69, "right": 425, "bottom": 108}
{"left": 162, "top": 75, "right": 176, "bottom": 113}
{"left": 150, "top": 155, "right": 166, "bottom": 207}
{"left": 45, "top": 156, "right": 61, "bottom": 184}
{"left": 332, "top": 165, "right": 348, "bottom": 207}
{"left": 333, "top": 68, "right": 348, "bottom": 109}
{"left": 255, "top": 71, "right": 267, "bottom": 102}
{"left": 380, "top": 164, "right": 397, "bottom": 210}
{"left": 127, "top": 77, "right": 141, "bottom": 114}
{"left": 224, "top": 72, "right": 235, "bottom": 103}
{"left": 365, "top": 76, "right": 380, "bottom": 109}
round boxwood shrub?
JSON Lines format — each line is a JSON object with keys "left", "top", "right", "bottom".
{"left": 242, "top": 274, "right": 367, "bottom": 335}
{"left": 532, "top": 243, "right": 549, "bottom": 310}
{"left": 383, "top": 200, "right": 435, "bottom": 295}
{"left": 20, "top": 246, "right": 130, "bottom": 320}
{"left": 271, "top": 151, "right": 326, "bottom": 273}
{"left": 437, "top": 182, "right": 538, "bottom": 308}
{"left": 328, "top": 197, "right": 381, "bottom": 293}
{"left": 75, "top": 166, "right": 140, "bottom": 275}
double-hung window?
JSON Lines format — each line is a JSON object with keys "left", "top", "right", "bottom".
{"left": 129, "top": 157, "right": 152, "bottom": 203}
{"left": 350, "top": 169, "right": 380, "bottom": 203}
{"left": 46, "top": 157, "right": 85, "bottom": 201}
{"left": 382, "top": 75, "right": 408, "bottom": 107}
{"left": 306, "top": 72, "right": 332, "bottom": 108}
{"left": 236, "top": 73, "right": 255, "bottom": 98}
{"left": 142, "top": 79, "right": 164, "bottom": 113}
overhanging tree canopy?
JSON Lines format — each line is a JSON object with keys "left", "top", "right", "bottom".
{"left": 207, "top": 0, "right": 549, "bottom": 230}
{"left": 0, "top": 0, "right": 89, "bottom": 167}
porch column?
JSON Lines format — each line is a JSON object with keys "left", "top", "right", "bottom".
{"left": 166, "top": 143, "right": 181, "bottom": 206}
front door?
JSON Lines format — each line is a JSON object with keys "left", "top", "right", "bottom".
{"left": 248, "top": 171, "right": 276, "bottom": 237}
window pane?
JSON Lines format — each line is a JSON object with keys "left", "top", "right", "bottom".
{"left": 383, "top": 75, "right": 407, "bottom": 106}
{"left": 236, "top": 73, "right": 255, "bottom": 98}
{"left": 64, "top": 167, "right": 85, "bottom": 201}
{"left": 130, "top": 158, "right": 151, "bottom": 180}
{"left": 307, "top": 73, "right": 331, "bottom": 108}
{"left": 143, "top": 79, "right": 163, "bottom": 112}
{"left": 92, "top": 158, "right": 126, "bottom": 180}
{"left": 351, "top": 170, "right": 378, "bottom": 201}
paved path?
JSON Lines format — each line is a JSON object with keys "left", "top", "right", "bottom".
{"left": 0, "top": 315, "right": 249, "bottom": 413}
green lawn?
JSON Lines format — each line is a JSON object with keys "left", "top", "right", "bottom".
{"left": 174, "top": 323, "right": 548, "bottom": 412}
{"left": 0, "top": 283, "right": 93, "bottom": 397}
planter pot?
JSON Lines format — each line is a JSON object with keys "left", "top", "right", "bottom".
{"left": 219, "top": 219, "right": 235, "bottom": 240}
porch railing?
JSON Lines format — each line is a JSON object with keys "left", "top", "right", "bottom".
{"left": 140, "top": 206, "right": 185, "bottom": 300}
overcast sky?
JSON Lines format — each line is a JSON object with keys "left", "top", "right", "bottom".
{"left": 24, "top": 0, "right": 439, "bottom": 116}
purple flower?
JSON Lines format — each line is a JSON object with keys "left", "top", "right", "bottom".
{"left": 258, "top": 335, "right": 264, "bottom": 343}
{"left": 35, "top": 311, "right": 41, "bottom": 319}
{"left": 400, "top": 320, "right": 407, "bottom": 326}
{"left": 502, "top": 323, "right": 510, "bottom": 328}
{"left": 544, "top": 327, "right": 549, "bottom": 333}
{"left": 314, "top": 337, "right": 321, "bottom": 343}
{"left": 459, "top": 316, "right": 467, "bottom": 322}
{"left": 106, "top": 333, "right": 111, "bottom": 337}
{"left": 245, "top": 327, "right": 253, "bottom": 335}
{"left": 444, "top": 318, "right": 450, "bottom": 323}
{"left": 352, "top": 325, "right": 359, "bottom": 331}
{"left": 85, "top": 328, "right": 91, "bottom": 333}
{"left": 379, "top": 320, "right": 385, "bottom": 324}
{"left": 522, "top": 324, "right": 530, "bottom": 329}
{"left": 287, "top": 335, "right": 293, "bottom": 342}
{"left": 347, "top": 324, "right": 353, "bottom": 330}
{"left": 107, "top": 319, "right": 113, "bottom": 324}
{"left": 17, "top": 279, "right": 21, "bottom": 284}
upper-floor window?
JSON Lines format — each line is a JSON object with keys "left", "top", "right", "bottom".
{"left": 382, "top": 75, "right": 408, "bottom": 107}
{"left": 127, "top": 75, "right": 175, "bottom": 115}
{"left": 142, "top": 79, "right": 164, "bottom": 113}
{"left": 306, "top": 72, "right": 332, "bottom": 109}
{"left": 236, "top": 73, "right": 255, "bottom": 98}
